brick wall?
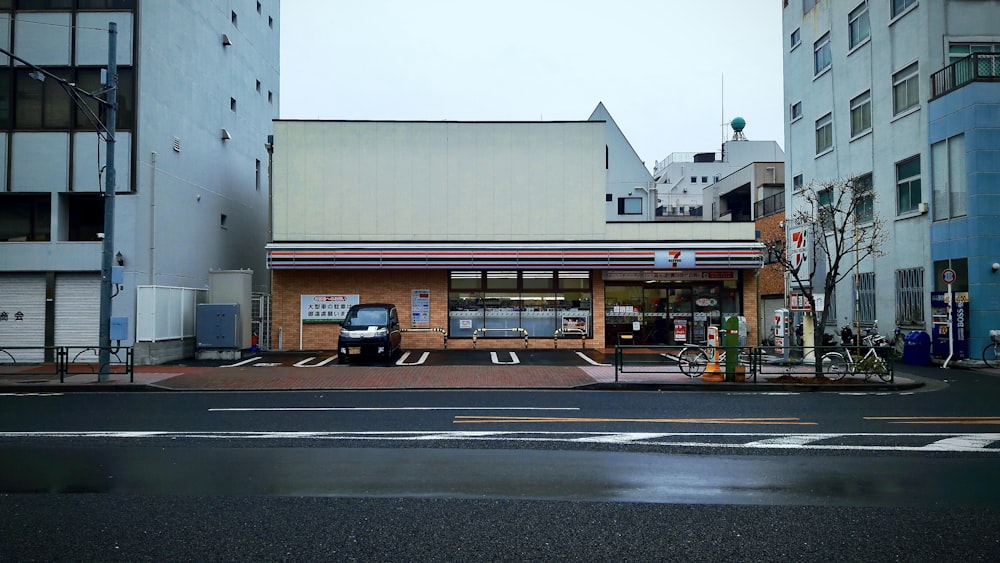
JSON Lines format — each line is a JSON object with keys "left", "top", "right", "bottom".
{"left": 271, "top": 269, "right": 448, "bottom": 351}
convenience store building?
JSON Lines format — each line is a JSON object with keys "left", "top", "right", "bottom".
{"left": 266, "top": 108, "right": 763, "bottom": 350}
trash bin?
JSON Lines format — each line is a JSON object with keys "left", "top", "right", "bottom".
{"left": 902, "top": 331, "right": 931, "bottom": 366}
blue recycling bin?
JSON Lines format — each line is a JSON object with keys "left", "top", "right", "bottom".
{"left": 902, "top": 331, "right": 931, "bottom": 366}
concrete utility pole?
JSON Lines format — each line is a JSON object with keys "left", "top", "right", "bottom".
{"left": 97, "top": 22, "right": 118, "bottom": 382}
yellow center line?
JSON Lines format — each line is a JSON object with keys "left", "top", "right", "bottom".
{"left": 453, "top": 416, "right": 817, "bottom": 425}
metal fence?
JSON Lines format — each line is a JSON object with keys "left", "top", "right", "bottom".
{"left": 612, "top": 344, "right": 895, "bottom": 383}
{"left": 0, "top": 346, "right": 134, "bottom": 382}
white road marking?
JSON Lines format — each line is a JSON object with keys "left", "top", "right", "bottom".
{"left": 575, "top": 352, "right": 610, "bottom": 366}
{"left": 744, "top": 434, "right": 840, "bottom": 447}
{"left": 1, "top": 431, "right": 997, "bottom": 453}
{"left": 397, "top": 352, "right": 430, "bottom": 366}
{"left": 293, "top": 356, "right": 337, "bottom": 367}
{"left": 921, "top": 435, "right": 1000, "bottom": 451}
{"left": 0, "top": 392, "right": 65, "bottom": 397}
{"left": 207, "top": 406, "right": 581, "bottom": 412}
{"left": 490, "top": 351, "right": 520, "bottom": 365}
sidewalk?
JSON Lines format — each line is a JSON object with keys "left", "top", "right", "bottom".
{"left": 0, "top": 350, "right": 955, "bottom": 392}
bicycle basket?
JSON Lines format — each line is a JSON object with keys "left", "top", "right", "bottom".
{"left": 991, "top": 330, "right": 1000, "bottom": 344}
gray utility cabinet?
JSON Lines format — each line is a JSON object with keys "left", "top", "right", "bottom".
{"left": 196, "top": 303, "right": 241, "bottom": 349}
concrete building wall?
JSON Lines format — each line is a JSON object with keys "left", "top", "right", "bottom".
{"left": 272, "top": 120, "right": 607, "bottom": 242}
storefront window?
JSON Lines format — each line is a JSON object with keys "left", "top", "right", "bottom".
{"left": 603, "top": 270, "right": 743, "bottom": 347}
{"left": 448, "top": 271, "right": 592, "bottom": 338}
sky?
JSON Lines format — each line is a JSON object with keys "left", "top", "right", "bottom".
{"left": 279, "top": 0, "right": 785, "bottom": 171}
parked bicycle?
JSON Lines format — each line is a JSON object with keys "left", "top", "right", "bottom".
{"left": 820, "top": 338, "right": 891, "bottom": 382}
{"left": 677, "top": 344, "right": 751, "bottom": 377}
{"left": 984, "top": 330, "right": 1000, "bottom": 369}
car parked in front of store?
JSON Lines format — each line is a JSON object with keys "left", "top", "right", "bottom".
{"left": 337, "top": 303, "right": 402, "bottom": 363}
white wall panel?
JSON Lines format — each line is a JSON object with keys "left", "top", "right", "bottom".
{"left": 11, "top": 132, "right": 69, "bottom": 191}
{"left": 14, "top": 12, "right": 71, "bottom": 65}
{"left": 274, "top": 121, "right": 607, "bottom": 242}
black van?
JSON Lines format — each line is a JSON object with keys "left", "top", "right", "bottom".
{"left": 337, "top": 303, "right": 402, "bottom": 363}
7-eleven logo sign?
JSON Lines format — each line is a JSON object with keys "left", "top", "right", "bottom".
{"left": 667, "top": 250, "right": 682, "bottom": 268}
{"left": 789, "top": 228, "right": 808, "bottom": 271}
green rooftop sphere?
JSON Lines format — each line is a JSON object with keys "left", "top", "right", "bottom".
{"left": 731, "top": 117, "right": 746, "bottom": 132}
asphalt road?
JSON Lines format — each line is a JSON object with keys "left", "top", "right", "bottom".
{"left": 2, "top": 370, "right": 999, "bottom": 561}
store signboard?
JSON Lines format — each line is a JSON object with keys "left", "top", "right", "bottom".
{"left": 300, "top": 294, "right": 359, "bottom": 323}
{"left": 603, "top": 270, "right": 736, "bottom": 282}
{"left": 561, "top": 314, "right": 588, "bottom": 333}
{"left": 411, "top": 289, "right": 430, "bottom": 328}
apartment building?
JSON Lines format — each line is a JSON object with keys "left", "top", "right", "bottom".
{"left": 782, "top": 0, "right": 1000, "bottom": 358}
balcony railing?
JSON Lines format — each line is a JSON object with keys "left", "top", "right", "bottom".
{"left": 754, "top": 192, "right": 785, "bottom": 219}
{"left": 931, "top": 53, "right": 1000, "bottom": 100}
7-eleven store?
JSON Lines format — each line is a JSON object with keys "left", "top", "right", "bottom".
{"left": 266, "top": 242, "right": 762, "bottom": 351}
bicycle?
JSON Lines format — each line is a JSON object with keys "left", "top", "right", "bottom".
{"left": 984, "top": 330, "right": 1000, "bottom": 369}
{"left": 820, "top": 341, "right": 891, "bottom": 382}
{"left": 677, "top": 344, "right": 751, "bottom": 377}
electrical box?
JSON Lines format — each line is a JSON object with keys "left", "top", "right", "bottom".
{"left": 110, "top": 316, "right": 129, "bottom": 341}
{"left": 196, "top": 303, "right": 241, "bottom": 349}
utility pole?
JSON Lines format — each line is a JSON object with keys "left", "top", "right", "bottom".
{"left": 97, "top": 22, "right": 118, "bottom": 382}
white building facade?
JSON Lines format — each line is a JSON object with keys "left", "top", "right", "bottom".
{"left": 0, "top": 1, "right": 279, "bottom": 364}
{"left": 782, "top": 0, "right": 1000, "bottom": 357}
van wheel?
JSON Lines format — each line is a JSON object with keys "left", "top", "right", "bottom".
{"left": 338, "top": 354, "right": 347, "bottom": 365}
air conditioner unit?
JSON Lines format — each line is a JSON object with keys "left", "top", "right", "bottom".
{"left": 917, "top": 202, "right": 929, "bottom": 214}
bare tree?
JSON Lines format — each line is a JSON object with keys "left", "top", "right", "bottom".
{"left": 763, "top": 175, "right": 888, "bottom": 375}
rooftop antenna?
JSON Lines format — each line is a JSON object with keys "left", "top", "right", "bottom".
{"left": 720, "top": 74, "right": 725, "bottom": 145}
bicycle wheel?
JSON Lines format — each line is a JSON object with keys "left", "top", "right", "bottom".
{"left": 821, "top": 352, "right": 849, "bottom": 380}
{"left": 678, "top": 347, "right": 709, "bottom": 377}
{"left": 872, "top": 356, "right": 891, "bottom": 382}
{"left": 984, "top": 343, "right": 1000, "bottom": 369}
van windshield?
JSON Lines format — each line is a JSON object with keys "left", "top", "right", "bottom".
{"left": 344, "top": 308, "right": 388, "bottom": 327}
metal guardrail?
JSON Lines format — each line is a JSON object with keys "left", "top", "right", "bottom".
{"left": 0, "top": 346, "right": 134, "bottom": 383}
{"left": 401, "top": 327, "right": 448, "bottom": 348}
{"left": 471, "top": 327, "right": 529, "bottom": 349}
{"left": 611, "top": 344, "right": 895, "bottom": 383}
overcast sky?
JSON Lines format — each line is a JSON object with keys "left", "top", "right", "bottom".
{"left": 279, "top": 0, "right": 784, "bottom": 170}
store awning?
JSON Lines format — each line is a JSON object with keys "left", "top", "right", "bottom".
{"left": 266, "top": 242, "right": 764, "bottom": 270}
